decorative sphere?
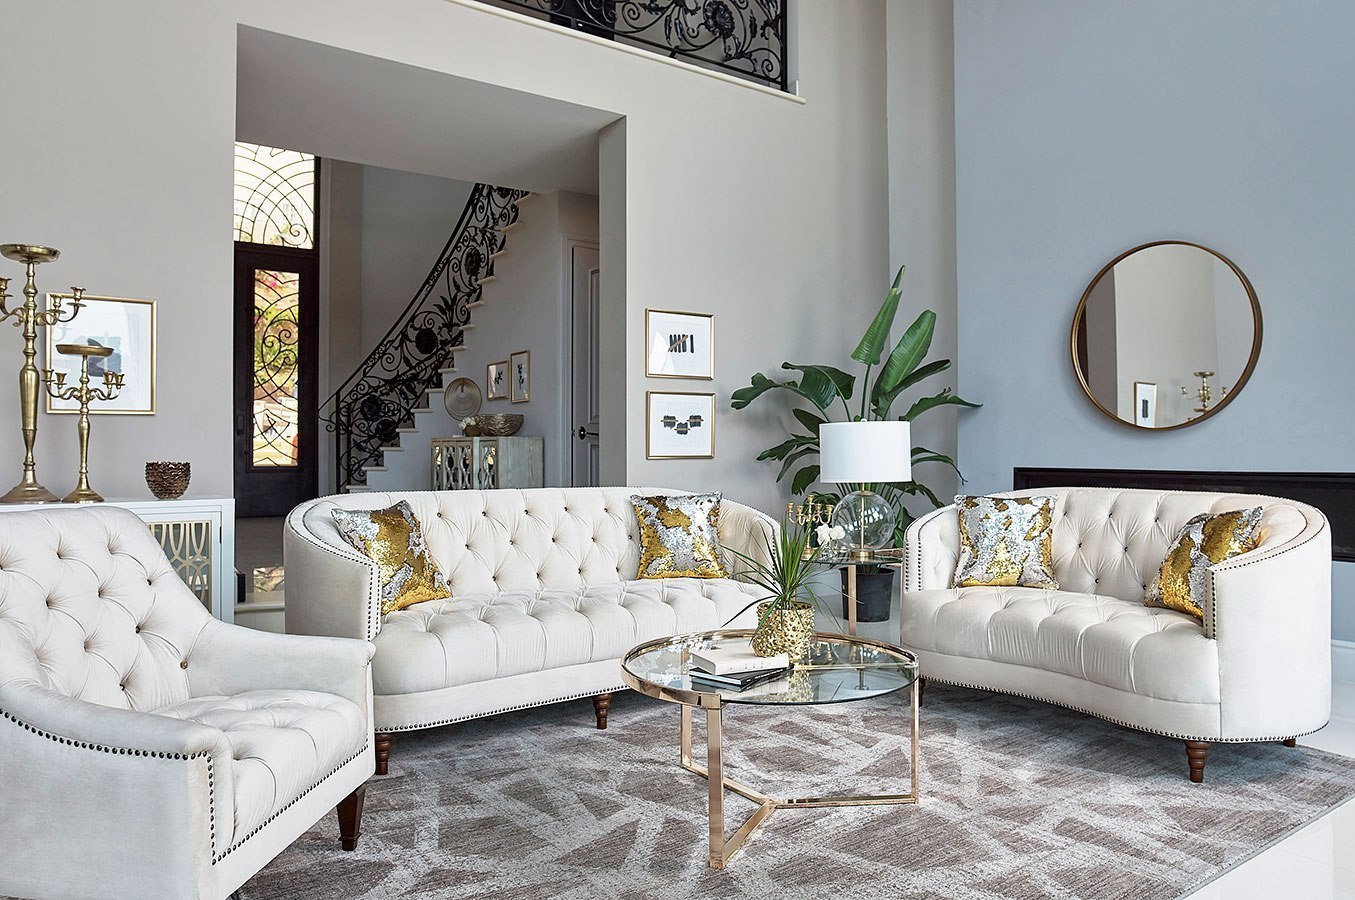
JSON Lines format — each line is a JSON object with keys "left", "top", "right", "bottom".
{"left": 830, "top": 490, "right": 895, "bottom": 551}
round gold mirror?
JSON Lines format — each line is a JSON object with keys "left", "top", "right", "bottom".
{"left": 1071, "top": 241, "right": 1261, "bottom": 430}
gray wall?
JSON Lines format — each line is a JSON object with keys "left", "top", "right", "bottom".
{"left": 953, "top": 0, "right": 1355, "bottom": 639}
{"left": 886, "top": 0, "right": 962, "bottom": 511}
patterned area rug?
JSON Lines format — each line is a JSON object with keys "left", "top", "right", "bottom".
{"left": 242, "top": 685, "right": 1355, "bottom": 899}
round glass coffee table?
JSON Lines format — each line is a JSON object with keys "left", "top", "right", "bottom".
{"left": 620, "top": 629, "right": 921, "bottom": 869}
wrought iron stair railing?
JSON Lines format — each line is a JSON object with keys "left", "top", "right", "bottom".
{"left": 477, "top": 0, "right": 786, "bottom": 91}
{"left": 320, "top": 184, "right": 529, "bottom": 491}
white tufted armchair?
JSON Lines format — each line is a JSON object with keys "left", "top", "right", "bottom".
{"left": 0, "top": 507, "right": 375, "bottom": 900}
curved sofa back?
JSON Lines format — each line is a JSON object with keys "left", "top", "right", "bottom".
{"left": 289, "top": 487, "right": 767, "bottom": 597}
{"left": 908, "top": 487, "right": 1323, "bottom": 603}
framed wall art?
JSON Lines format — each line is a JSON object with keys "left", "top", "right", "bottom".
{"left": 1133, "top": 381, "right": 1157, "bottom": 428}
{"left": 510, "top": 349, "right": 530, "bottom": 403}
{"left": 45, "top": 294, "right": 156, "bottom": 414}
{"left": 645, "top": 309, "right": 713, "bottom": 379}
{"left": 646, "top": 391, "right": 715, "bottom": 459}
{"left": 486, "top": 360, "right": 509, "bottom": 400}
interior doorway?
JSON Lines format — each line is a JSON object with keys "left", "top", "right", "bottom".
{"left": 569, "top": 241, "right": 601, "bottom": 487}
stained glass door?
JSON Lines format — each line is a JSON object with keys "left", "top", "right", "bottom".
{"left": 233, "top": 250, "right": 317, "bottom": 515}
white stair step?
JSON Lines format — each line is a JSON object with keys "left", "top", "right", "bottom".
{"left": 346, "top": 485, "right": 372, "bottom": 493}
{"left": 514, "top": 193, "right": 536, "bottom": 206}
{"left": 500, "top": 220, "right": 523, "bottom": 233}
{"left": 477, "top": 275, "right": 497, "bottom": 286}
{"left": 410, "top": 407, "right": 432, "bottom": 415}
{"left": 363, "top": 465, "right": 388, "bottom": 473}
{"left": 438, "top": 366, "right": 458, "bottom": 374}
{"left": 426, "top": 387, "right": 445, "bottom": 395}
{"left": 466, "top": 300, "right": 485, "bottom": 309}
{"left": 379, "top": 445, "right": 403, "bottom": 452}
{"left": 396, "top": 426, "right": 418, "bottom": 433}
{"left": 489, "top": 249, "right": 509, "bottom": 261}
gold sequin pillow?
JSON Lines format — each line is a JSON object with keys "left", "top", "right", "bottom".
{"left": 331, "top": 501, "right": 453, "bottom": 616}
{"left": 1145, "top": 507, "right": 1263, "bottom": 619}
{"left": 631, "top": 492, "right": 728, "bottom": 579}
{"left": 952, "top": 495, "right": 1059, "bottom": 589}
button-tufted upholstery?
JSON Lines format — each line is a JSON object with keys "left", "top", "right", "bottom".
{"left": 902, "top": 488, "right": 1331, "bottom": 749}
{"left": 285, "top": 488, "right": 777, "bottom": 739}
{"left": 0, "top": 507, "right": 375, "bottom": 900}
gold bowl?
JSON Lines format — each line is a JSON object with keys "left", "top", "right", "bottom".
{"left": 471, "top": 414, "right": 523, "bottom": 436}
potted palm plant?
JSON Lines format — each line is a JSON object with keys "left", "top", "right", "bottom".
{"left": 731, "top": 265, "right": 980, "bottom": 622}
{"left": 725, "top": 516, "right": 832, "bottom": 660}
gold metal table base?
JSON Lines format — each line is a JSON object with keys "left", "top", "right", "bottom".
{"left": 677, "top": 679, "right": 921, "bottom": 869}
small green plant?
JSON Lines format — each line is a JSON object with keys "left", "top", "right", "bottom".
{"left": 731, "top": 265, "right": 980, "bottom": 546}
{"left": 724, "top": 517, "right": 837, "bottom": 630}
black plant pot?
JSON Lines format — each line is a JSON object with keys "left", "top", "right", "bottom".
{"left": 840, "top": 567, "right": 894, "bottom": 623}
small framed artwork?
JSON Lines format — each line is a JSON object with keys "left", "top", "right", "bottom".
{"left": 646, "top": 391, "right": 715, "bottom": 459}
{"left": 510, "top": 349, "right": 530, "bottom": 403}
{"left": 645, "top": 309, "right": 713, "bottom": 379}
{"left": 1133, "top": 381, "right": 1157, "bottom": 428}
{"left": 486, "top": 360, "right": 509, "bottom": 400}
{"left": 45, "top": 294, "right": 156, "bottom": 414}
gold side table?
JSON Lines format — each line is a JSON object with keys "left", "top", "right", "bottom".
{"left": 621, "top": 629, "right": 920, "bottom": 869}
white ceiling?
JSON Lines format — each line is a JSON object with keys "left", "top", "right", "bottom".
{"left": 236, "top": 26, "right": 617, "bottom": 194}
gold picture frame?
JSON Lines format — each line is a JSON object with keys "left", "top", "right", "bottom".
{"left": 45, "top": 294, "right": 156, "bottom": 415}
{"left": 646, "top": 391, "right": 715, "bottom": 459}
{"left": 486, "top": 359, "right": 509, "bottom": 400}
{"left": 510, "top": 349, "right": 530, "bottom": 403}
{"left": 645, "top": 308, "right": 714, "bottom": 379}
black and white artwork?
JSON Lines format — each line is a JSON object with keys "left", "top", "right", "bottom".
{"left": 510, "top": 350, "right": 530, "bottom": 403}
{"left": 645, "top": 309, "right": 713, "bottom": 379}
{"left": 647, "top": 391, "right": 715, "bottom": 459}
{"left": 487, "top": 360, "right": 508, "bottom": 400}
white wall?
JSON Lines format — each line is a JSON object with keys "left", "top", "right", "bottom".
{"left": 0, "top": 2, "right": 236, "bottom": 500}
{"left": 1, "top": 0, "right": 890, "bottom": 520}
{"left": 886, "top": 1, "right": 962, "bottom": 510}
{"left": 357, "top": 166, "right": 474, "bottom": 358}
{"left": 953, "top": 0, "right": 1355, "bottom": 639}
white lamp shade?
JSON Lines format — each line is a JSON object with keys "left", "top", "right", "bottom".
{"left": 819, "top": 420, "right": 912, "bottom": 483}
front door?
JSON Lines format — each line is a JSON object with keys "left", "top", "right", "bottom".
{"left": 233, "top": 246, "right": 318, "bottom": 516}
{"left": 570, "top": 242, "right": 602, "bottom": 486}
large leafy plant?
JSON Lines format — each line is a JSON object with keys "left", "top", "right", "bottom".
{"left": 730, "top": 265, "right": 980, "bottom": 545}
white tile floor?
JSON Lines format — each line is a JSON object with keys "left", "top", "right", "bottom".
{"left": 1183, "top": 680, "right": 1355, "bottom": 899}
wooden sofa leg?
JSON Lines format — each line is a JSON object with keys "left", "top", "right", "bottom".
{"left": 593, "top": 693, "right": 612, "bottom": 730}
{"left": 374, "top": 733, "right": 393, "bottom": 776}
{"left": 338, "top": 784, "right": 366, "bottom": 851}
{"left": 1185, "top": 740, "right": 1210, "bottom": 783}
{"left": 1283, "top": 738, "right": 1298, "bottom": 748}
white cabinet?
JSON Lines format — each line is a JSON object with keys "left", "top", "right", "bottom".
{"left": 431, "top": 436, "right": 544, "bottom": 491}
{"left": 0, "top": 497, "right": 236, "bottom": 623}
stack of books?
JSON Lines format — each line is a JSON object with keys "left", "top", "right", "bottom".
{"left": 688, "top": 642, "right": 790, "bottom": 691}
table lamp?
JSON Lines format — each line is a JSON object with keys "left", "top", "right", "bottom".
{"left": 819, "top": 421, "right": 912, "bottom": 560}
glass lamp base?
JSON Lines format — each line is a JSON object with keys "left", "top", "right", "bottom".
{"left": 830, "top": 489, "right": 896, "bottom": 555}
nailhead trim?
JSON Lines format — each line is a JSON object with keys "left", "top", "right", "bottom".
{"left": 213, "top": 740, "right": 369, "bottom": 863}
{"left": 1, "top": 706, "right": 219, "bottom": 859}
{"left": 919, "top": 674, "right": 1323, "bottom": 744}
{"left": 379, "top": 685, "right": 630, "bottom": 733}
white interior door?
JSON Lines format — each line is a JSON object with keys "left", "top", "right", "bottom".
{"left": 570, "top": 243, "right": 602, "bottom": 486}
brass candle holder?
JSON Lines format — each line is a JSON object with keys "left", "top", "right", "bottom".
{"left": 0, "top": 244, "right": 85, "bottom": 503}
{"left": 43, "top": 343, "right": 122, "bottom": 504}
{"left": 788, "top": 494, "right": 833, "bottom": 559}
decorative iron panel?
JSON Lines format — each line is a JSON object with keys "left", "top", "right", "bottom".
{"left": 480, "top": 0, "right": 785, "bottom": 91}
{"left": 321, "top": 185, "right": 527, "bottom": 491}
{"left": 233, "top": 143, "right": 317, "bottom": 248}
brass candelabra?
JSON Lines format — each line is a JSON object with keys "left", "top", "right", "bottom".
{"left": 0, "top": 244, "right": 85, "bottom": 503}
{"left": 788, "top": 495, "right": 833, "bottom": 559}
{"left": 1180, "top": 370, "right": 1228, "bottom": 416}
{"left": 44, "top": 344, "right": 122, "bottom": 503}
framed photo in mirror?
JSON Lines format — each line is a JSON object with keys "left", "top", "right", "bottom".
{"left": 1133, "top": 382, "right": 1157, "bottom": 428}
{"left": 45, "top": 294, "right": 156, "bottom": 414}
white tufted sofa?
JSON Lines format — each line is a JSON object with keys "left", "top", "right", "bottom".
{"left": 284, "top": 487, "right": 776, "bottom": 773}
{"left": 902, "top": 487, "right": 1331, "bottom": 781}
{"left": 0, "top": 507, "right": 375, "bottom": 900}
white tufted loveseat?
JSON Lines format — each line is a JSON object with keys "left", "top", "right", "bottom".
{"left": 284, "top": 487, "right": 776, "bottom": 773}
{"left": 0, "top": 506, "right": 375, "bottom": 900}
{"left": 902, "top": 487, "right": 1331, "bottom": 781}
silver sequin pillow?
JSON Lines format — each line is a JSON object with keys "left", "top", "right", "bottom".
{"left": 952, "top": 495, "right": 1059, "bottom": 590}
{"left": 630, "top": 492, "right": 728, "bottom": 579}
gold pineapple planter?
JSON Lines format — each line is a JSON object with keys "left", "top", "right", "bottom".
{"left": 750, "top": 600, "right": 816, "bottom": 661}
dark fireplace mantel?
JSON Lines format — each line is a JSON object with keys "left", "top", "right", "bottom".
{"left": 1012, "top": 467, "right": 1355, "bottom": 562}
